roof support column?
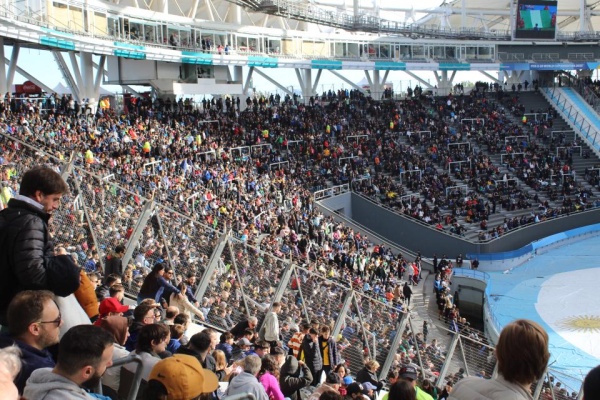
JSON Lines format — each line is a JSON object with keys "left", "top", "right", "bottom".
{"left": 53, "top": 51, "right": 79, "bottom": 102}
{"left": 3, "top": 60, "right": 54, "bottom": 94}
{"left": 328, "top": 70, "right": 366, "bottom": 93}
{"left": 403, "top": 70, "right": 434, "bottom": 89}
{"left": 580, "top": 0, "right": 587, "bottom": 33}
{"left": 372, "top": 70, "right": 380, "bottom": 100}
{"left": 434, "top": 70, "right": 455, "bottom": 96}
{"left": 0, "top": 39, "right": 6, "bottom": 94}
{"left": 254, "top": 68, "right": 292, "bottom": 95}
{"left": 503, "top": 70, "right": 524, "bottom": 85}
{"left": 243, "top": 67, "right": 254, "bottom": 97}
{"left": 6, "top": 44, "right": 19, "bottom": 91}
{"left": 312, "top": 69, "right": 322, "bottom": 95}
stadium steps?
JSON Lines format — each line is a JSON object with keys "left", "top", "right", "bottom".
{"left": 520, "top": 91, "right": 600, "bottom": 199}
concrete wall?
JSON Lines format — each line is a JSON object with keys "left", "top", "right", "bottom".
{"left": 348, "top": 193, "right": 600, "bottom": 258}
{"left": 318, "top": 192, "right": 353, "bottom": 219}
{"left": 450, "top": 275, "right": 487, "bottom": 323}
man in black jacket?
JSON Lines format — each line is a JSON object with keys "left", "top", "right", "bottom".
{"left": 0, "top": 166, "right": 80, "bottom": 327}
{"left": 104, "top": 245, "right": 125, "bottom": 278}
{"left": 176, "top": 329, "right": 218, "bottom": 372}
{"left": 301, "top": 328, "right": 323, "bottom": 386}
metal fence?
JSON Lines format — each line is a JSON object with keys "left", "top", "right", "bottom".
{"left": 0, "top": 133, "right": 584, "bottom": 398}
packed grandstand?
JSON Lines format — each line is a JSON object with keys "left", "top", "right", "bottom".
{"left": 0, "top": 79, "right": 598, "bottom": 400}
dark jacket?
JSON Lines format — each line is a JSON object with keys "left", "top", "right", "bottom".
{"left": 230, "top": 320, "right": 251, "bottom": 339}
{"left": 280, "top": 355, "right": 313, "bottom": 400}
{"left": 0, "top": 198, "right": 80, "bottom": 325}
{"left": 95, "top": 284, "right": 110, "bottom": 302}
{"left": 301, "top": 334, "right": 322, "bottom": 372}
{"left": 216, "top": 342, "right": 233, "bottom": 363}
{"left": 318, "top": 336, "right": 341, "bottom": 367}
{"left": 355, "top": 367, "right": 383, "bottom": 390}
{"left": 0, "top": 335, "right": 55, "bottom": 394}
{"left": 125, "top": 321, "right": 145, "bottom": 352}
{"left": 104, "top": 253, "right": 123, "bottom": 277}
{"left": 176, "top": 346, "right": 217, "bottom": 372}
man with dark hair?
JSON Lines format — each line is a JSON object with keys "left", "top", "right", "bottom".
{"left": 0, "top": 290, "right": 61, "bottom": 393}
{"left": 177, "top": 328, "right": 218, "bottom": 372}
{"left": 289, "top": 321, "right": 310, "bottom": 359}
{"left": 260, "top": 302, "right": 281, "bottom": 347}
{"left": 184, "top": 274, "right": 199, "bottom": 306}
{"left": 302, "top": 328, "right": 323, "bottom": 386}
{"left": 0, "top": 166, "right": 80, "bottom": 327}
{"left": 104, "top": 245, "right": 125, "bottom": 278}
{"left": 23, "top": 325, "right": 114, "bottom": 399}
{"left": 96, "top": 274, "right": 122, "bottom": 302}
{"left": 319, "top": 325, "right": 340, "bottom": 376}
{"left": 125, "top": 303, "right": 157, "bottom": 351}
{"left": 449, "top": 319, "right": 549, "bottom": 400}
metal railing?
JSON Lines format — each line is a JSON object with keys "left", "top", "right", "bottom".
{"left": 0, "top": 132, "right": 585, "bottom": 399}
{"left": 544, "top": 87, "right": 600, "bottom": 154}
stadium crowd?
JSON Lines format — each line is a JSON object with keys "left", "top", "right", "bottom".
{"left": 0, "top": 84, "right": 597, "bottom": 399}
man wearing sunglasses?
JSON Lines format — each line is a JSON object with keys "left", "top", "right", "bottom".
{"left": 0, "top": 167, "right": 80, "bottom": 329}
{"left": 0, "top": 290, "right": 62, "bottom": 394}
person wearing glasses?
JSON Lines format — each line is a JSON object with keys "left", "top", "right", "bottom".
{"left": 0, "top": 167, "right": 80, "bottom": 330}
{"left": 0, "top": 290, "right": 62, "bottom": 394}
{"left": 125, "top": 303, "right": 159, "bottom": 352}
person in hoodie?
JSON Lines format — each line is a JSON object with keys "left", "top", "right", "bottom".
{"left": 97, "top": 315, "right": 130, "bottom": 398}
{"left": 280, "top": 355, "right": 313, "bottom": 400}
{"left": 23, "top": 324, "right": 114, "bottom": 400}
{"left": 0, "top": 290, "right": 60, "bottom": 394}
{"left": 224, "top": 354, "right": 269, "bottom": 400}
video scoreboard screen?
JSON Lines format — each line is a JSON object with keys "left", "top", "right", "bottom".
{"left": 514, "top": 0, "right": 558, "bottom": 40}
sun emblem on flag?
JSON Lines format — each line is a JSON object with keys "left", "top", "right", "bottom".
{"left": 559, "top": 315, "right": 600, "bottom": 333}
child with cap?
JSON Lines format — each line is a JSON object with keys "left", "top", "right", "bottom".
{"left": 146, "top": 354, "right": 219, "bottom": 400}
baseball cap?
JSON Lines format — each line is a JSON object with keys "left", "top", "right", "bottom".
{"left": 346, "top": 383, "right": 365, "bottom": 396}
{"left": 399, "top": 366, "right": 418, "bottom": 380}
{"left": 99, "top": 298, "right": 129, "bottom": 315}
{"left": 148, "top": 354, "right": 219, "bottom": 400}
{"left": 362, "top": 382, "right": 377, "bottom": 392}
{"left": 237, "top": 338, "right": 252, "bottom": 347}
{"left": 343, "top": 376, "right": 354, "bottom": 385}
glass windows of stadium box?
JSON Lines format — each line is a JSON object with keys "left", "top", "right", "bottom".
{"left": 235, "top": 35, "right": 259, "bottom": 53}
